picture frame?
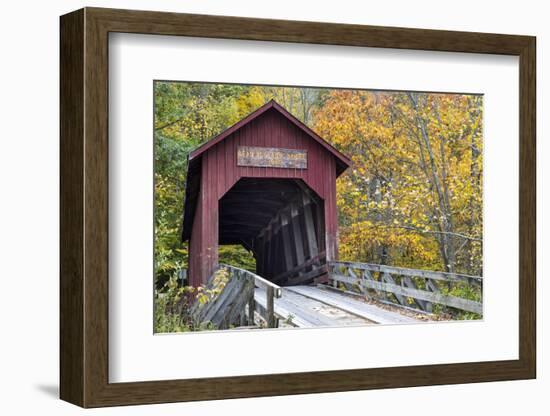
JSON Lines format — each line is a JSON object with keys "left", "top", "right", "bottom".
{"left": 60, "top": 7, "right": 536, "bottom": 408}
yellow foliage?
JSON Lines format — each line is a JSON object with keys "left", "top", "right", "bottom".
{"left": 315, "top": 90, "right": 483, "bottom": 274}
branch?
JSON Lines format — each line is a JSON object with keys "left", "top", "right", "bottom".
{"left": 155, "top": 116, "right": 186, "bottom": 131}
{"left": 377, "top": 224, "right": 482, "bottom": 242}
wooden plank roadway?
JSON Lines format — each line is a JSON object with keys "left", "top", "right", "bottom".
{"left": 254, "top": 285, "right": 419, "bottom": 328}
{"left": 286, "top": 286, "right": 418, "bottom": 325}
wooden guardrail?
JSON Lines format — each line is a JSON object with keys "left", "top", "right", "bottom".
{"left": 223, "top": 264, "right": 282, "bottom": 328}
{"left": 328, "top": 261, "right": 482, "bottom": 315}
{"left": 191, "top": 265, "right": 282, "bottom": 329}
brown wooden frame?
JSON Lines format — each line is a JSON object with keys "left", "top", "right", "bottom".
{"left": 60, "top": 7, "right": 536, "bottom": 408}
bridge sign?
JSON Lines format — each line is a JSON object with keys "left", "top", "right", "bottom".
{"left": 237, "top": 146, "right": 307, "bottom": 169}
{"left": 181, "top": 100, "right": 351, "bottom": 286}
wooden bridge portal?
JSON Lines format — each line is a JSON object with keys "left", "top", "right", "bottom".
{"left": 181, "top": 100, "right": 351, "bottom": 287}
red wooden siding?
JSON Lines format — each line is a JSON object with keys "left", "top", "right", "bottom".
{"left": 185, "top": 103, "right": 349, "bottom": 286}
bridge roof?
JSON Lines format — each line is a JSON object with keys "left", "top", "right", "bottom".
{"left": 180, "top": 100, "right": 351, "bottom": 242}
{"left": 188, "top": 99, "right": 352, "bottom": 173}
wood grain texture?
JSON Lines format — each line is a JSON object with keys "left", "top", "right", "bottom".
{"left": 237, "top": 146, "right": 308, "bottom": 169}
{"left": 187, "top": 105, "right": 342, "bottom": 285}
{"left": 332, "top": 273, "right": 482, "bottom": 314}
{"left": 59, "top": 7, "right": 536, "bottom": 408}
{"left": 59, "top": 8, "right": 84, "bottom": 407}
{"left": 518, "top": 37, "right": 536, "bottom": 377}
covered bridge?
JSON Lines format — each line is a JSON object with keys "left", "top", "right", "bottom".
{"left": 181, "top": 100, "right": 351, "bottom": 287}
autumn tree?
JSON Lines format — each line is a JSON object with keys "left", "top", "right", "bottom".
{"left": 153, "top": 82, "right": 325, "bottom": 285}
{"left": 314, "top": 90, "right": 483, "bottom": 275}
{"left": 154, "top": 82, "right": 483, "bottom": 291}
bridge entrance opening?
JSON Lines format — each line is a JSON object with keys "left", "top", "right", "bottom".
{"left": 181, "top": 100, "right": 351, "bottom": 286}
{"left": 219, "top": 178, "right": 326, "bottom": 286}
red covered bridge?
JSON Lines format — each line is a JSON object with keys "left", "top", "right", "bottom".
{"left": 180, "top": 101, "right": 483, "bottom": 330}
{"left": 181, "top": 100, "right": 351, "bottom": 287}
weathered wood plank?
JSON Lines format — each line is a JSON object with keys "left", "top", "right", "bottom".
{"left": 220, "top": 264, "right": 282, "bottom": 327}
{"left": 321, "top": 284, "right": 434, "bottom": 316}
{"left": 248, "top": 296, "right": 255, "bottom": 326}
{"left": 381, "top": 272, "right": 407, "bottom": 306}
{"left": 265, "top": 222, "right": 273, "bottom": 278}
{"left": 237, "top": 146, "right": 307, "bottom": 169}
{"left": 255, "top": 287, "right": 369, "bottom": 328}
{"left": 330, "top": 261, "right": 482, "bottom": 284}
{"left": 423, "top": 278, "right": 440, "bottom": 313}
{"left": 290, "top": 202, "right": 305, "bottom": 266}
{"left": 402, "top": 276, "right": 430, "bottom": 311}
{"left": 345, "top": 267, "right": 362, "bottom": 292}
{"left": 279, "top": 290, "right": 353, "bottom": 326}
{"left": 192, "top": 272, "right": 239, "bottom": 321}
{"left": 331, "top": 274, "right": 482, "bottom": 314}
{"left": 286, "top": 264, "right": 327, "bottom": 286}
{"left": 272, "top": 251, "right": 326, "bottom": 283}
{"left": 202, "top": 277, "right": 244, "bottom": 325}
{"left": 266, "top": 286, "right": 276, "bottom": 328}
{"left": 221, "top": 279, "right": 255, "bottom": 328}
{"left": 302, "top": 193, "right": 319, "bottom": 259}
{"left": 360, "top": 269, "right": 378, "bottom": 297}
{"left": 254, "top": 289, "right": 312, "bottom": 327}
{"left": 250, "top": 272, "right": 282, "bottom": 298}
{"left": 280, "top": 210, "right": 294, "bottom": 272}
{"left": 285, "top": 286, "right": 418, "bottom": 324}
{"left": 254, "top": 299, "right": 287, "bottom": 327}
{"left": 193, "top": 265, "right": 282, "bottom": 329}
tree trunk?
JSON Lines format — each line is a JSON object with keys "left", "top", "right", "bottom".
{"left": 407, "top": 93, "right": 456, "bottom": 273}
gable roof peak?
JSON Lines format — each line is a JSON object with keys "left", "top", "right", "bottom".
{"left": 188, "top": 99, "right": 351, "bottom": 173}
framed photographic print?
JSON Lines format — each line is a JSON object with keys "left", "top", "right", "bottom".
{"left": 60, "top": 7, "right": 536, "bottom": 408}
